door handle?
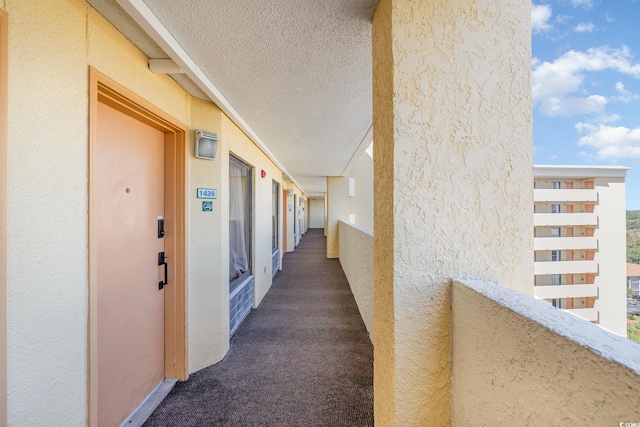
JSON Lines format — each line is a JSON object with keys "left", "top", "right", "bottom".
{"left": 158, "top": 251, "right": 168, "bottom": 290}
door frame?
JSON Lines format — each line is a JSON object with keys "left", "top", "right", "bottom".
{"left": 0, "top": 9, "right": 7, "bottom": 426}
{"left": 88, "top": 68, "right": 188, "bottom": 426}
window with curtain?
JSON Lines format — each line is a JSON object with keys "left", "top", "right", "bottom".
{"left": 229, "top": 156, "right": 252, "bottom": 287}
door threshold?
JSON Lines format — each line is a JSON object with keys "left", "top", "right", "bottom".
{"left": 120, "top": 378, "right": 177, "bottom": 427}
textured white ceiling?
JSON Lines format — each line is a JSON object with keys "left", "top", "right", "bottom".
{"left": 89, "top": 0, "right": 377, "bottom": 194}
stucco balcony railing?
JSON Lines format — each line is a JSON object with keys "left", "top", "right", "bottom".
{"left": 534, "top": 260, "right": 598, "bottom": 275}
{"left": 451, "top": 278, "right": 640, "bottom": 424}
{"left": 337, "top": 221, "right": 640, "bottom": 423}
{"left": 534, "top": 212, "right": 598, "bottom": 227}
{"left": 338, "top": 221, "right": 373, "bottom": 342}
{"left": 534, "top": 188, "right": 598, "bottom": 202}
{"left": 533, "top": 236, "right": 597, "bottom": 251}
{"left": 534, "top": 284, "right": 598, "bottom": 299}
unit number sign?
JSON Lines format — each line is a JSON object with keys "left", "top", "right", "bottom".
{"left": 197, "top": 188, "right": 217, "bottom": 199}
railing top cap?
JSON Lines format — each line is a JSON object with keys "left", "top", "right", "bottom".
{"left": 453, "top": 276, "right": 640, "bottom": 376}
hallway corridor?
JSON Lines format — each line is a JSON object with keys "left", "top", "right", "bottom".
{"left": 143, "top": 228, "right": 374, "bottom": 426}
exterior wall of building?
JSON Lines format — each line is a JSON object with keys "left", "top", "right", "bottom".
{"left": 309, "top": 198, "right": 325, "bottom": 228}
{"left": 223, "top": 115, "right": 284, "bottom": 308}
{"left": 348, "top": 151, "right": 374, "bottom": 233}
{"left": 3, "top": 1, "right": 300, "bottom": 423}
{"left": 372, "top": 0, "right": 533, "bottom": 424}
{"left": 283, "top": 182, "right": 304, "bottom": 252}
{"left": 595, "top": 176, "right": 627, "bottom": 335}
{"left": 326, "top": 176, "right": 350, "bottom": 258}
{"left": 187, "top": 98, "right": 230, "bottom": 373}
{"left": 533, "top": 168, "right": 627, "bottom": 337}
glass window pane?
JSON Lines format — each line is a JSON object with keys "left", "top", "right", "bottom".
{"left": 230, "top": 158, "right": 251, "bottom": 284}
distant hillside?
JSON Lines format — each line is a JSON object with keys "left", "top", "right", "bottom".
{"left": 628, "top": 211, "right": 640, "bottom": 264}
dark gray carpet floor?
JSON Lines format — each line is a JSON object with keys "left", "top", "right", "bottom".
{"left": 143, "top": 228, "right": 374, "bottom": 427}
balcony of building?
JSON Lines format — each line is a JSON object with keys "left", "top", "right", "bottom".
{"left": 534, "top": 260, "right": 598, "bottom": 275}
{"left": 534, "top": 188, "right": 598, "bottom": 203}
{"left": 534, "top": 212, "right": 598, "bottom": 227}
{"left": 534, "top": 236, "right": 598, "bottom": 251}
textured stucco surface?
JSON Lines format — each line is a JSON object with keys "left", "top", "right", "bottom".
{"left": 338, "top": 221, "right": 374, "bottom": 342}
{"left": 452, "top": 278, "right": 640, "bottom": 425}
{"left": 372, "top": 0, "right": 533, "bottom": 425}
{"left": 4, "top": 1, "right": 293, "bottom": 423}
{"left": 187, "top": 98, "right": 230, "bottom": 371}
{"left": 283, "top": 182, "right": 303, "bottom": 252}
{"left": 224, "top": 115, "right": 284, "bottom": 309}
{"left": 326, "top": 176, "right": 350, "bottom": 258}
{"left": 7, "top": 1, "right": 94, "bottom": 424}
{"left": 348, "top": 151, "right": 374, "bottom": 233}
{"left": 142, "top": 0, "right": 376, "bottom": 194}
{"left": 309, "top": 198, "right": 325, "bottom": 228}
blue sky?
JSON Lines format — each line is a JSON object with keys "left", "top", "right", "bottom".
{"left": 532, "top": 0, "right": 640, "bottom": 209}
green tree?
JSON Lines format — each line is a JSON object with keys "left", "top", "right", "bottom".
{"left": 628, "top": 321, "right": 640, "bottom": 344}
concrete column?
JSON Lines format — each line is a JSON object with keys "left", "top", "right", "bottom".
{"left": 326, "top": 176, "right": 350, "bottom": 258}
{"left": 372, "top": 0, "right": 533, "bottom": 425}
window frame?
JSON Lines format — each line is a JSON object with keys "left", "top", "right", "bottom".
{"left": 229, "top": 155, "right": 253, "bottom": 291}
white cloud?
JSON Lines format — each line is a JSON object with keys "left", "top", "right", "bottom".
{"left": 571, "top": 0, "right": 595, "bottom": 8}
{"left": 532, "top": 46, "right": 640, "bottom": 117}
{"left": 537, "top": 94, "right": 607, "bottom": 116}
{"left": 574, "top": 22, "right": 595, "bottom": 33}
{"left": 576, "top": 122, "right": 640, "bottom": 159}
{"left": 556, "top": 14, "right": 572, "bottom": 24}
{"left": 612, "top": 81, "right": 640, "bottom": 103}
{"left": 532, "top": 4, "right": 553, "bottom": 33}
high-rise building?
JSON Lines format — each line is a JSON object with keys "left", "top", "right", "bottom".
{"left": 534, "top": 165, "right": 629, "bottom": 336}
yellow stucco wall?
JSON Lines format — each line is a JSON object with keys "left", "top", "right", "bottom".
{"left": 283, "top": 181, "right": 304, "bottom": 252}
{"left": 372, "top": 0, "right": 533, "bottom": 424}
{"left": 338, "top": 221, "right": 374, "bottom": 342}
{"left": 223, "top": 115, "right": 284, "bottom": 307}
{"left": 348, "top": 151, "right": 374, "bottom": 233}
{"left": 4, "top": 0, "right": 292, "bottom": 423}
{"left": 452, "top": 278, "right": 640, "bottom": 425}
{"left": 187, "top": 98, "right": 230, "bottom": 372}
{"left": 326, "top": 176, "right": 351, "bottom": 258}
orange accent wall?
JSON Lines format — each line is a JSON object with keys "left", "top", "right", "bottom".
{"left": 585, "top": 250, "right": 595, "bottom": 261}
{"left": 584, "top": 180, "right": 594, "bottom": 189}
{"left": 585, "top": 204, "right": 594, "bottom": 213}
{"left": 566, "top": 227, "right": 573, "bottom": 237}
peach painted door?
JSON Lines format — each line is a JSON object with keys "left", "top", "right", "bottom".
{"left": 96, "top": 101, "right": 166, "bottom": 427}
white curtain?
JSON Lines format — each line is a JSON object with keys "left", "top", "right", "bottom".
{"left": 229, "top": 161, "right": 249, "bottom": 282}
